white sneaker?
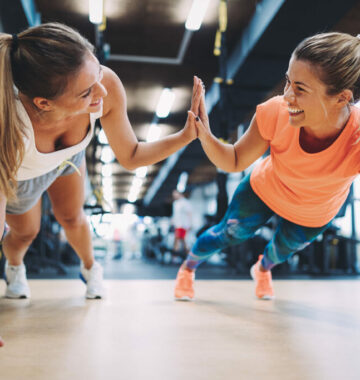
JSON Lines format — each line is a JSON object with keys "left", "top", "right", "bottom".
{"left": 4, "top": 261, "right": 31, "bottom": 299}
{"left": 80, "top": 261, "right": 105, "bottom": 299}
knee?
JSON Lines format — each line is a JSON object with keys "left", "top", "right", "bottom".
{"left": 224, "top": 219, "right": 254, "bottom": 241}
{"left": 55, "top": 210, "right": 86, "bottom": 229}
{"left": 274, "top": 231, "right": 310, "bottom": 254}
{"left": 10, "top": 226, "right": 40, "bottom": 245}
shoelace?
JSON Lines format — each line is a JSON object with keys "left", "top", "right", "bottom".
{"left": 58, "top": 160, "right": 81, "bottom": 176}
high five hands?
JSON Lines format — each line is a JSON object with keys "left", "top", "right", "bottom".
{"left": 185, "top": 76, "right": 211, "bottom": 142}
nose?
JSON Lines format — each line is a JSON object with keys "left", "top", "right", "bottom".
{"left": 94, "top": 81, "right": 108, "bottom": 98}
{"left": 283, "top": 84, "right": 295, "bottom": 103}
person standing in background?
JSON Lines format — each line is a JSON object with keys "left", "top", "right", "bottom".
{"left": 172, "top": 190, "right": 193, "bottom": 254}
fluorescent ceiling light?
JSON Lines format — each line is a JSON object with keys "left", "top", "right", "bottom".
{"left": 143, "top": 216, "right": 152, "bottom": 225}
{"left": 185, "top": 0, "right": 210, "bottom": 31}
{"left": 122, "top": 203, "right": 135, "bottom": 215}
{"left": 156, "top": 88, "right": 175, "bottom": 118}
{"left": 89, "top": 0, "right": 103, "bottom": 24}
{"left": 177, "top": 171, "right": 189, "bottom": 193}
{"left": 101, "top": 164, "right": 112, "bottom": 177}
{"left": 146, "top": 123, "right": 161, "bottom": 142}
{"left": 101, "top": 145, "right": 115, "bottom": 163}
{"left": 135, "top": 166, "right": 148, "bottom": 178}
{"left": 128, "top": 191, "right": 138, "bottom": 203}
{"left": 103, "top": 189, "right": 113, "bottom": 199}
{"left": 102, "top": 177, "right": 113, "bottom": 190}
{"left": 131, "top": 177, "right": 143, "bottom": 191}
{"left": 98, "top": 129, "right": 108, "bottom": 144}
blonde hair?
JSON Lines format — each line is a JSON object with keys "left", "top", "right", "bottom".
{"left": 293, "top": 32, "right": 360, "bottom": 102}
{"left": 0, "top": 23, "right": 94, "bottom": 200}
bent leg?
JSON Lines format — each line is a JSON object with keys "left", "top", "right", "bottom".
{"left": 3, "top": 199, "right": 42, "bottom": 265}
{"left": 2, "top": 201, "right": 41, "bottom": 298}
{"left": 47, "top": 159, "right": 94, "bottom": 269}
{"left": 185, "top": 173, "right": 274, "bottom": 270}
{"left": 261, "top": 217, "right": 331, "bottom": 270}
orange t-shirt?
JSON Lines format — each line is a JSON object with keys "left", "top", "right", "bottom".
{"left": 250, "top": 96, "right": 360, "bottom": 227}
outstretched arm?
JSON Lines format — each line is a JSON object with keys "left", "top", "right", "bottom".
{"left": 100, "top": 67, "right": 202, "bottom": 171}
{"left": 193, "top": 83, "right": 269, "bottom": 172}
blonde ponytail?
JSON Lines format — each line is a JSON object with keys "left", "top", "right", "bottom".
{"left": 0, "top": 34, "right": 26, "bottom": 200}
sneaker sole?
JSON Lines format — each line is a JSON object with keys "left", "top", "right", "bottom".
{"left": 5, "top": 291, "right": 29, "bottom": 299}
{"left": 174, "top": 296, "right": 194, "bottom": 301}
{"left": 258, "top": 295, "right": 275, "bottom": 300}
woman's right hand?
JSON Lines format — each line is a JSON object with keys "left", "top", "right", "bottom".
{"left": 191, "top": 77, "right": 212, "bottom": 141}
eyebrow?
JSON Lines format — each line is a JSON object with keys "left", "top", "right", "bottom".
{"left": 285, "top": 73, "right": 311, "bottom": 89}
{"left": 77, "top": 65, "right": 103, "bottom": 96}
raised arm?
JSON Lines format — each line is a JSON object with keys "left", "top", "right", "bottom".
{"left": 99, "top": 67, "right": 202, "bottom": 171}
{"left": 193, "top": 84, "right": 269, "bottom": 172}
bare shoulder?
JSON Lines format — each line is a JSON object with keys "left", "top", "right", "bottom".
{"left": 101, "top": 65, "right": 127, "bottom": 117}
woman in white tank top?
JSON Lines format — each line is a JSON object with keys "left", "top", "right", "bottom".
{"left": 0, "top": 23, "right": 203, "bottom": 346}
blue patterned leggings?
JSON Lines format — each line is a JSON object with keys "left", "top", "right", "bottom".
{"left": 185, "top": 173, "right": 331, "bottom": 271}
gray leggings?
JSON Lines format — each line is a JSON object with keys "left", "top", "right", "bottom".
{"left": 6, "top": 151, "right": 85, "bottom": 215}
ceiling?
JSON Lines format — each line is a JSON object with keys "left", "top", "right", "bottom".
{"left": 1, "top": 0, "right": 360, "bottom": 215}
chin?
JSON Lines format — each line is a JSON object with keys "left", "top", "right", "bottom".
{"left": 288, "top": 116, "right": 304, "bottom": 128}
{"left": 88, "top": 98, "right": 103, "bottom": 110}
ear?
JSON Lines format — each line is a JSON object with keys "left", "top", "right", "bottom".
{"left": 32, "top": 97, "right": 53, "bottom": 111}
{"left": 336, "top": 89, "right": 353, "bottom": 107}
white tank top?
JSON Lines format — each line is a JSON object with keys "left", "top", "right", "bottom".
{"left": 15, "top": 99, "right": 102, "bottom": 181}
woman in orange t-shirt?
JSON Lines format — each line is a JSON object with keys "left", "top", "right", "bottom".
{"left": 174, "top": 32, "right": 360, "bottom": 301}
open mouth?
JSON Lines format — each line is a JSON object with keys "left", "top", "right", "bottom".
{"left": 288, "top": 107, "right": 304, "bottom": 117}
{"left": 90, "top": 99, "right": 102, "bottom": 107}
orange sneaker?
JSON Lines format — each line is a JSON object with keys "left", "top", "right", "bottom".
{"left": 250, "top": 255, "right": 275, "bottom": 300}
{"left": 174, "top": 265, "right": 195, "bottom": 301}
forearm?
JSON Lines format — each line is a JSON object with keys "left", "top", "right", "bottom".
{"left": 199, "top": 133, "right": 239, "bottom": 172}
{"left": 127, "top": 129, "right": 192, "bottom": 169}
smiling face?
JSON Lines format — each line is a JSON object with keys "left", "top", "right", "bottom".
{"left": 283, "top": 57, "right": 342, "bottom": 132}
{"left": 34, "top": 52, "right": 108, "bottom": 118}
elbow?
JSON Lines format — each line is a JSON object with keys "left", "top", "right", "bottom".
{"left": 115, "top": 143, "right": 140, "bottom": 171}
{"left": 121, "top": 161, "right": 137, "bottom": 171}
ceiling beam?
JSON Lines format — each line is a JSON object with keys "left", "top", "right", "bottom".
{"left": 108, "top": 29, "right": 193, "bottom": 65}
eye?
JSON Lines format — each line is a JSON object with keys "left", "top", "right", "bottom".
{"left": 82, "top": 89, "right": 92, "bottom": 98}
{"left": 296, "top": 86, "right": 305, "bottom": 92}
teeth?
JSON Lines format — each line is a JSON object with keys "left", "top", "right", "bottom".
{"left": 288, "top": 107, "right": 303, "bottom": 114}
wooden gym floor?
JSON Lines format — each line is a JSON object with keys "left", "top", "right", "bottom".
{"left": 0, "top": 279, "right": 359, "bottom": 380}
